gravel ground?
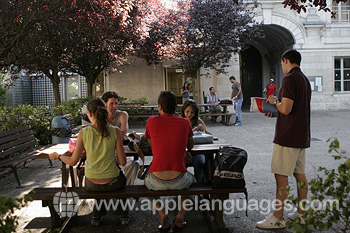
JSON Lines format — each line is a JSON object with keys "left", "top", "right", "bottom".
{"left": 1, "top": 110, "right": 349, "bottom": 233}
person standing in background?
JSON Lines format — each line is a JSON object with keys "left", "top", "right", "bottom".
{"left": 181, "top": 82, "right": 190, "bottom": 104}
{"left": 229, "top": 76, "right": 243, "bottom": 126}
{"left": 265, "top": 79, "right": 279, "bottom": 98}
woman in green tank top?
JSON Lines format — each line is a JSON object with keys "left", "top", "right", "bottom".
{"left": 49, "top": 97, "right": 127, "bottom": 226}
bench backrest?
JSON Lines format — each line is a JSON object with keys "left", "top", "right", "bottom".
{"left": 0, "top": 126, "right": 37, "bottom": 159}
{"left": 63, "top": 114, "right": 77, "bottom": 129}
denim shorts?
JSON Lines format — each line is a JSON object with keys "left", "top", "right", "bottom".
{"left": 144, "top": 172, "right": 196, "bottom": 191}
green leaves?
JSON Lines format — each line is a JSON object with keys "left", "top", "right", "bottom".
{"left": 286, "top": 138, "right": 350, "bottom": 232}
{"left": 0, "top": 194, "right": 32, "bottom": 233}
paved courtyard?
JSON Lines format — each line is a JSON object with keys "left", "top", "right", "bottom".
{"left": 0, "top": 110, "right": 349, "bottom": 232}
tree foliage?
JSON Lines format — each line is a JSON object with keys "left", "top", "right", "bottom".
{"left": 282, "top": 0, "right": 348, "bottom": 15}
{"left": 138, "top": 0, "right": 263, "bottom": 78}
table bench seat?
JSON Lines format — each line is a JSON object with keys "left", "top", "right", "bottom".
{"left": 30, "top": 184, "right": 247, "bottom": 233}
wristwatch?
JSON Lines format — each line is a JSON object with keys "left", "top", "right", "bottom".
{"left": 273, "top": 99, "right": 278, "bottom": 105}
{"left": 58, "top": 154, "right": 62, "bottom": 161}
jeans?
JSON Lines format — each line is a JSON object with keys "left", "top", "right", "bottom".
{"left": 234, "top": 98, "right": 243, "bottom": 124}
{"left": 187, "top": 154, "right": 205, "bottom": 184}
{"left": 144, "top": 172, "right": 196, "bottom": 191}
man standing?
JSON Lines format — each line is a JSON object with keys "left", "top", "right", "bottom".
{"left": 206, "top": 87, "right": 221, "bottom": 122}
{"left": 229, "top": 76, "right": 243, "bottom": 126}
{"left": 256, "top": 50, "right": 311, "bottom": 229}
{"left": 144, "top": 90, "right": 195, "bottom": 232}
{"left": 101, "top": 91, "right": 129, "bottom": 135}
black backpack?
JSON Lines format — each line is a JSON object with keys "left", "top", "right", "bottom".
{"left": 212, "top": 146, "right": 248, "bottom": 189}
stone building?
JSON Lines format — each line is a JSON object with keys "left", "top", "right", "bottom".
{"left": 104, "top": 1, "right": 350, "bottom": 110}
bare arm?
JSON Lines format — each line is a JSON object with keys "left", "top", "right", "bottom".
{"left": 197, "top": 119, "right": 211, "bottom": 134}
{"left": 181, "top": 88, "right": 188, "bottom": 94}
{"left": 119, "top": 111, "right": 129, "bottom": 135}
{"left": 49, "top": 129, "right": 83, "bottom": 166}
{"left": 115, "top": 128, "right": 126, "bottom": 166}
{"left": 187, "top": 137, "right": 194, "bottom": 150}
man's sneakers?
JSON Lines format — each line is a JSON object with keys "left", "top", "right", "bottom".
{"left": 287, "top": 212, "right": 305, "bottom": 224}
{"left": 256, "top": 214, "right": 286, "bottom": 229}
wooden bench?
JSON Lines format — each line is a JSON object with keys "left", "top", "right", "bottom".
{"left": 199, "top": 112, "right": 236, "bottom": 126}
{"left": 0, "top": 126, "right": 52, "bottom": 187}
{"left": 63, "top": 114, "right": 84, "bottom": 135}
{"left": 30, "top": 184, "right": 247, "bottom": 232}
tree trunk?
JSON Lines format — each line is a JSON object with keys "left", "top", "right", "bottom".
{"left": 47, "top": 70, "right": 61, "bottom": 106}
{"left": 87, "top": 80, "right": 93, "bottom": 97}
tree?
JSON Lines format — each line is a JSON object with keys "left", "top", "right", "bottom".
{"left": 0, "top": 0, "right": 78, "bottom": 106}
{"left": 67, "top": 0, "right": 145, "bottom": 96}
{"left": 138, "top": 0, "right": 263, "bottom": 79}
{"left": 0, "top": 73, "right": 7, "bottom": 108}
{"left": 282, "top": 0, "right": 348, "bottom": 15}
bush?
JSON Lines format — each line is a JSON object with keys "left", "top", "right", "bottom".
{"left": 119, "top": 97, "right": 150, "bottom": 115}
{"left": 0, "top": 105, "right": 54, "bottom": 145}
{"left": 55, "top": 96, "right": 92, "bottom": 125}
{"left": 0, "top": 97, "right": 92, "bottom": 146}
{"left": 0, "top": 195, "right": 32, "bottom": 233}
{"left": 286, "top": 138, "right": 350, "bottom": 233}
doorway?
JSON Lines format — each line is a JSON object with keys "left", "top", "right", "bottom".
{"left": 240, "top": 46, "right": 262, "bottom": 108}
{"left": 166, "top": 68, "right": 200, "bottom": 104}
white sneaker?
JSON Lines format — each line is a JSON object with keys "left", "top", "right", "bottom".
{"left": 287, "top": 212, "right": 305, "bottom": 224}
{"left": 256, "top": 214, "right": 286, "bottom": 229}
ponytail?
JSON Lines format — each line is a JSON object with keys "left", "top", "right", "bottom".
{"left": 87, "top": 98, "right": 110, "bottom": 138}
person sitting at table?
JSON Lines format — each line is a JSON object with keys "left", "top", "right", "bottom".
{"left": 206, "top": 87, "right": 221, "bottom": 122}
{"left": 102, "top": 91, "right": 139, "bottom": 225}
{"left": 144, "top": 90, "right": 196, "bottom": 232}
{"left": 181, "top": 99, "right": 211, "bottom": 184}
{"left": 101, "top": 91, "right": 129, "bottom": 135}
{"left": 49, "top": 97, "right": 127, "bottom": 227}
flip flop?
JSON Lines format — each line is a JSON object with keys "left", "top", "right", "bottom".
{"left": 158, "top": 224, "right": 171, "bottom": 233}
{"left": 172, "top": 220, "right": 187, "bottom": 232}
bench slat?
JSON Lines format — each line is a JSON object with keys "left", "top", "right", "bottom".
{"left": 0, "top": 151, "right": 35, "bottom": 167}
{"left": 0, "top": 133, "right": 36, "bottom": 150}
{"left": 0, "top": 126, "right": 31, "bottom": 138}
{"left": 0, "top": 139, "right": 37, "bottom": 159}
{"left": 31, "top": 185, "right": 247, "bottom": 200}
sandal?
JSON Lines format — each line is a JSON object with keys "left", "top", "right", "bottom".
{"left": 91, "top": 216, "right": 103, "bottom": 226}
{"left": 172, "top": 220, "right": 187, "bottom": 232}
{"left": 119, "top": 215, "right": 130, "bottom": 225}
{"left": 158, "top": 224, "right": 171, "bottom": 233}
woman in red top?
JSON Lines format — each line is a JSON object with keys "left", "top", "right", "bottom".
{"left": 265, "top": 79, "right": 279, "bottom": 98}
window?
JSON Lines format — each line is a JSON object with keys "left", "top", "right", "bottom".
{"left": 334, "top": 57, "right": 350, "bottom": 92}
{"left": 332, "top": 1, "right": 350, "bottom": 22}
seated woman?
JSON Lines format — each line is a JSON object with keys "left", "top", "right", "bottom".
{"left": 49, "top": 97, "right": 127, "bottom": 226}
{"left": 181, "top": 99, "right": 211, "bottom": 184}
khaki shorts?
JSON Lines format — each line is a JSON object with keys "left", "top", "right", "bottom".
{"left": 271, "top": 143, "right": 306, "bottom": 176}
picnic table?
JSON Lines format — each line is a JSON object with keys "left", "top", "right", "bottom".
{"left": 121, "top": 103, "right": 235, "bottom": 125}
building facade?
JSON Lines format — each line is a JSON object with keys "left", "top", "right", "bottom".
{"left": 106, "top": 1, "right": 350, "bottom": 110}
